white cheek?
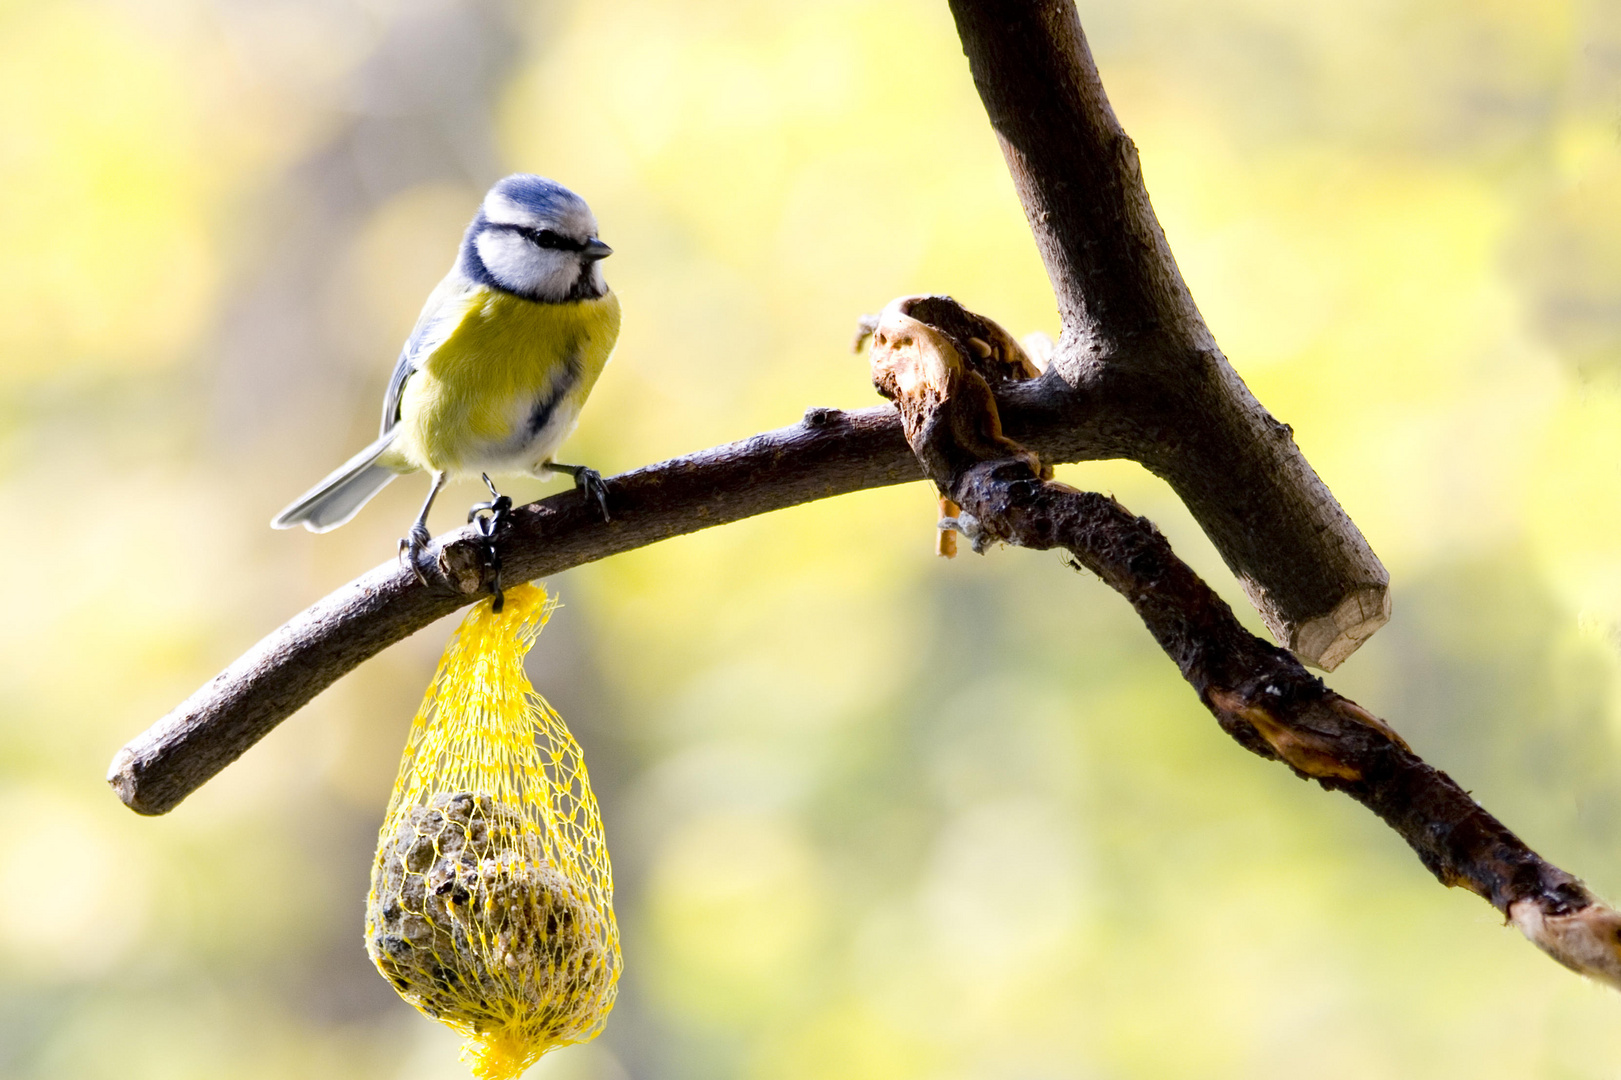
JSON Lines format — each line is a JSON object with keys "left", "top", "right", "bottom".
{"left": 477, "top": 231, "right": 540, "bottom": 286}
{"left": 476, "top": 232, "right": 575, "bottom": 298}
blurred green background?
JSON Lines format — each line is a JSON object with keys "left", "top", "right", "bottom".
{"left": 4, "top": 0, "right": 1621, "bottom": 1076}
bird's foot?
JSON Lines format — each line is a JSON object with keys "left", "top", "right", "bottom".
{"left": 468, "top": 473, "right": 513, "bottom": 612}
{"left": 551, "top": 462, "right": 610, "bottom": 521}
{"left": 398, "top": 523, "right": 433, "bottom": 586}
{"left": 575, "top": 467, "right": 610, "bottom": 521}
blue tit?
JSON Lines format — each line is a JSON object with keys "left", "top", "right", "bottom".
{"left": 271, "top": 174, "right": 621, "bottom": 571}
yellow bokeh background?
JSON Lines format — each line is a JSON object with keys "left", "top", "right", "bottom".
{"left": 5, "top": 0, "right": 1621, "bottom": 1076}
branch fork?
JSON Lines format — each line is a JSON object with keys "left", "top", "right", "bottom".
{"left": 865, "top": 292, "right": 1621, "bottom": 991}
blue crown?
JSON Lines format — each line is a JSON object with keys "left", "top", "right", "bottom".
{"left": 490, "top": 174, "right": 585, "bottom": 219}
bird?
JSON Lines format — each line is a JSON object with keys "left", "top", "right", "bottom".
{"left": 271, "top": 174, "right": 621, "bottom": 578}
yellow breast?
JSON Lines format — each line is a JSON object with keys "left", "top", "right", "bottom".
{"left": 392, "top": 288, "right": 621, "bottom": 473}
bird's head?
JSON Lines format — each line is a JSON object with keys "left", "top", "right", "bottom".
{"left": 461, "top": 174, "right": 613, "bottom": 302}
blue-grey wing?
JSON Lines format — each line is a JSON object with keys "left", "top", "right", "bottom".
{"left": 379, "top": 272, "right": 483, "bottom": 436}
{"left": 379, "top": 350, "right": 414, "bottom": 437}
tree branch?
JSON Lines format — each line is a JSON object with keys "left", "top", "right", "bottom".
{"left": 110, "top": 405, "right": 909, "bottom": 815}
{"left": 112, "top": 0, "right": 1392, "bottom": 815}
{"left": 107, "top": 398, "right": 1092, "bottom": 815}
{"left": 868, "top": 295, "right": 1621, "bottom": 991}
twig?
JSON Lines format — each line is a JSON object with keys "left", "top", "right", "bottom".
{"left": 868, "top": 295, "right": 1621, "bottom": 991}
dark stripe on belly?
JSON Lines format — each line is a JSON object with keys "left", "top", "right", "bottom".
{"left": 527, "top": 366, "right": 579, "bottom": 439}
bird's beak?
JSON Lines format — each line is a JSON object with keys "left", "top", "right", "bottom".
{"left": 583, "top": 237, "right": 613, "bottom": 261}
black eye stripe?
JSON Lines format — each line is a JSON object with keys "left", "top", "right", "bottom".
{"left": 505, "top": 225, "right": 586, "bottom": 252}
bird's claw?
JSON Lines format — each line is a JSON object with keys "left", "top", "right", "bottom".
{"left": 398, "top": 523, "right": 433, "bottom": 586}
{"left": 468, "top": 473, "right": 513, "bottom": 612}
{"left": 547, "top": 461, "right": 610, "bottom": 521}
{"left": 573, "top": 467, "right": 610, "bottom": 521}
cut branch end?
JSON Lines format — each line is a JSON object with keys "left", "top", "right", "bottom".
{"left": 1511, "top": 899, "right": 1621, "bottom": 992}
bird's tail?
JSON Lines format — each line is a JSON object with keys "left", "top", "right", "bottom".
{"left": 271, "top": 432, "right": 402, "bottom": 533}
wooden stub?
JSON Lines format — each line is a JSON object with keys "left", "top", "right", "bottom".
{"left": 1289, "top": 585, "right": 1392, "bottom": 672}
{"left": 1510, "top": 900, "right": 1621, "bottom": 992}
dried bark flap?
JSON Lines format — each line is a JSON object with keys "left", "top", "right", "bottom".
{"left": 864, "top": 295, "right": 1042, "bottom": 491}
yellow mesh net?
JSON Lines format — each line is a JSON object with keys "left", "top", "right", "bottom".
{"left": 365, "top": 583, "right": 620, "bottom": 1080}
